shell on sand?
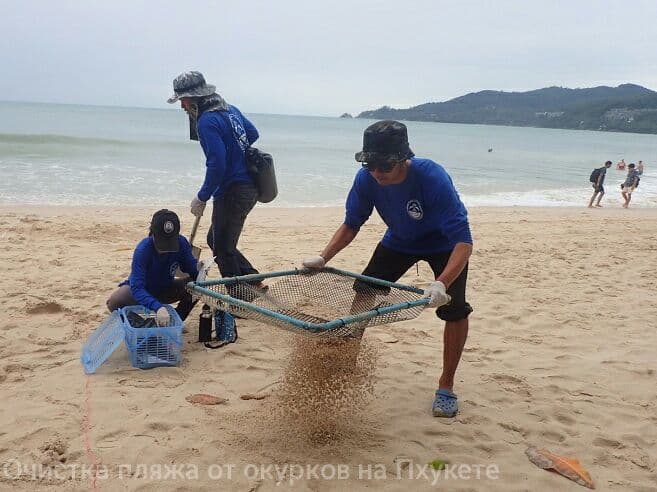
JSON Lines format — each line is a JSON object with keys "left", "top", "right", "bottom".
{"left": 525, "top": 446, "right": 595, "bottom": 489}
{"left": 185, "top": 394, "right": 228, "bottom": 405}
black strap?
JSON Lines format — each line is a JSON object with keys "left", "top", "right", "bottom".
{"left": 204, "top": 340, "right": 229, "bottom": 350}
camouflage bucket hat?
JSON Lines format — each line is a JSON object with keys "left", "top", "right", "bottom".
{"left": 167, "top": 71, "right": 216, "bottom": 104}
{"left": 355, "top": 120, "right": 414, "bottom": 163}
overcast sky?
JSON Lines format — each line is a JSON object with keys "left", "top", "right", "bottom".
{"left": 2, "top": 0, "right": 656, "bottom": 116}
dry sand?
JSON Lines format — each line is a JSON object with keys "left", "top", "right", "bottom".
{"left": 0, "top": 205, "right": 656, "bottom": 491}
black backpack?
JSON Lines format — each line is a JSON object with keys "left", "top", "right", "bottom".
{"left": 589, "top": 168, "right": 602, "bottom": 183}
{"left": 244, "top": 147, "right": 278, "bottom": 203}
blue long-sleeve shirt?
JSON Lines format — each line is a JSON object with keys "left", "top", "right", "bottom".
{"left": 127, "top": 236, "right": 199, "bottom": 311}
{"left": 344, "top": 158, "right": 472, "bottom": 255}
{"left": 196, "top": 105, "right": 259, "bottom": 201}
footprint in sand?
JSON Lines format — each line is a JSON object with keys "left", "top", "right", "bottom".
{"left": 552, "top": 411, "right": 577, "bottom": 426}
{"left": 148, "top": 422, "right": 173, "bottom": 432}
{"left": 539, "top": 429, "right": 566, "bottom": 443}
{"left": 3, "top": 362, "right": 33, "bottom": 374}
{"left": 592, "top": 437, "right": 623, "bottom": 448}
{"left": 27, "top": 302, "right": 64, "bottom": 315}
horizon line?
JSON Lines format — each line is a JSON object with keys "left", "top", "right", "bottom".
{"left": 0, "top": 99, "right": 340, "bottom": 119}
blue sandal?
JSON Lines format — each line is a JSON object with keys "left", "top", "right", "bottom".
{"left": 432, "top": 389, "right": 458, "bottom": 417}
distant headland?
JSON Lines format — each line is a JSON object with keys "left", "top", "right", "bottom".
{"left": 356, "top": 84, "right": 657, "bottom": 134}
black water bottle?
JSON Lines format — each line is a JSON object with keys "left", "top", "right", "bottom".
{"left": 198, "top": 305, "right": 212, "bottom": 342}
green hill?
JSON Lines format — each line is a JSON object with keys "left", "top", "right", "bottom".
{"left": 357, "top": 84, "right": 657, "bottom": 134}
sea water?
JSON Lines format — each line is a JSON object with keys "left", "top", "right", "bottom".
{"left": 1, "top": 101, "right": 656, "bottom": 207}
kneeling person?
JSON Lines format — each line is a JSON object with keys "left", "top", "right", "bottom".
{"left": 106, "top": 209, "right": 203, "bottom": 326}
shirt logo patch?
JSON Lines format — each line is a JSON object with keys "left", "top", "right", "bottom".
{"left": 228, "top": 113, "right": 250, "bottom": 151}
{"left": 407, "top": 200, "right": 423, "bottom": 220}
{"left": 169, "top": 262, "right": 180, "bottom": 278}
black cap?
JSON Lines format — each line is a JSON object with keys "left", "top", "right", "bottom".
{"left": 150, "top": 209, "right": 180, "bottom": 253}
{"left": 355, "top": 120, "right": 414, "bottom": 163}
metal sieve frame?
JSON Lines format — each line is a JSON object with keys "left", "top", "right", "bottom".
{"left": 187, "top": 266, "right": 429, "bottom": 333}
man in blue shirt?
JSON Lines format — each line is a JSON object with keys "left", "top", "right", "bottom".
{"left": 303, "top": 121, "right": 473, "bottom": 417}
{"left": 167, "top": 71, "right": 265, "bottom": 289}
{"left": 106, "top": 209, "right": 203, "bottom": 326}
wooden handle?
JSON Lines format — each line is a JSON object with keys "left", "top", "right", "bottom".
{"left": 189, "top": 215, "right": 201, "bottom": 246}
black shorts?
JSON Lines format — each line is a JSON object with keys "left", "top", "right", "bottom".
{"left": 357, "top": 243, "right": 473, "bottom": 322}
{"left": 593, "top": 184, "right": 604, "bottom": 193}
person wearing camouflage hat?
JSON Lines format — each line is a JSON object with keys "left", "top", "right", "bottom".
{"left": 168, "top": 71, "right": 265, "bottom": 288}
{"left": 303, "top": 120, "right": 473, "bottom": 418}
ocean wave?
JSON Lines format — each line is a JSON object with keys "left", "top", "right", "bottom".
{"left": 2, "top": 185, "right": 656, "bottom": 208}
{"left": 0, "top": 133, "right": 182, "bottom": 148}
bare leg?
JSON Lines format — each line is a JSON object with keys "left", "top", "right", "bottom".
{"left": 595, "top": 191, "right": 604, "bottom": 207}
{"left": 622, "top": 191, "right": 629, "bottom": 208}
{"left": 438, "top": 318, "right": 469, "bottom": 392}
{"left": 588, "top": 190, "right": 599, "bottom": 208}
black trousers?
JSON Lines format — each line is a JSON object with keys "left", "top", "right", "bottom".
{"left": 107, "top": 277, "right": 197, "bottom": 321}
{"left": 359, "top": 243, "right": 473, "bottom": 322}
{"left": 206, "top": 182, "right": 259, "bottom": 279}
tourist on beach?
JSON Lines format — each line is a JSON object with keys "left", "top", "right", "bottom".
{"left": 303, "top": 120, "right": 473, "bottom": 418}
{"left": 617, "top": 159, "right": 626, "bottom": 171}
{"left": 106, "top": 209, "right": 208, "bottom": 325}
{"left": 588, "top": 160, "right": 612, "bottom": 208}
{"left": 621, "top": 163, "right": 641, "bottom": 208}
{"left": 167, "top": 71, "right": 265, "bottom": 290}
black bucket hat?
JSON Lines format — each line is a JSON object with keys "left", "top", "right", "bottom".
{"left": 150, "top": 209, "right": 180, "bottom": 253}
{"left": 167, "top": 71, "right": 216, "bottom": 104}
{"left": 355, "top": 120, "right": 414, "bottom": 163}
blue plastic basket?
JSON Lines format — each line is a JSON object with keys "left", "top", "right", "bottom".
{"left": 121, "top": 305, "right": 183, "bottom": 369}
{"left": 80, "top": 310, "right": 126, "bottom": 374}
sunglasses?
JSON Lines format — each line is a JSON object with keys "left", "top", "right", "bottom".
{"left": 361, "top": 160, "right": 400, "bottom": 173}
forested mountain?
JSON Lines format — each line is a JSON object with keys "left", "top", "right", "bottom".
{"left": 357, "top": 84, "right": 657, "bottom": 134}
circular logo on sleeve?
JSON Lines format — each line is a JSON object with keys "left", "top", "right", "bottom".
{"left": 406, "top": 200, "right": 423, "bottom": 220}
{"left": 163, "top": 220, "right": 175, "bottom": 233}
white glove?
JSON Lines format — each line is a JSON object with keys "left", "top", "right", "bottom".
{"left": 423, "top": 281, "right": 451, "bottom": 308}
{"left": 302, "top": 255, "right": 326, "bottom": 269}
{"left": 196, "top": 256, "right": 215, "bottom": 282}
{"left": 190, "top": 196, "right": 207, "bottom": 217}
{"left": 156, "top": 306, "right": 171, "bottom": 327}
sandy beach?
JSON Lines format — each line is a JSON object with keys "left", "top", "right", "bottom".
{"left": 1, "top": 205, "right": 656, "bottom": 491}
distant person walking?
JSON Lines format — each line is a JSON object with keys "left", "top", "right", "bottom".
{"left": 588, "top": 160, "right": 612, "bottom": 208}
{"left": 621, "top": 163, "right": 641, "bottom": 208}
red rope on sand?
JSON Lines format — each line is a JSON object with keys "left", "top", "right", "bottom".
{"left": 82, "top": 375, "right": 101, "bottom": 491}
